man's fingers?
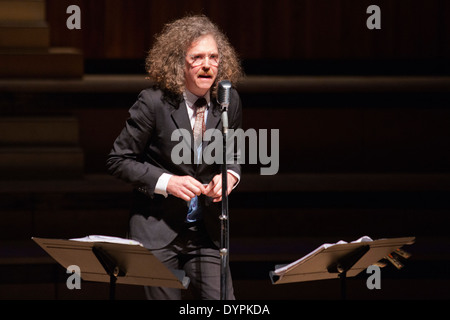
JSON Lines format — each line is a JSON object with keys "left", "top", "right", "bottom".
{"left": 179, "top": 192, "right": 192, "bottom": 202}
{"left": 204, "top": 176, "right": 217, "bottom": 196}
{"left": 205, "top": 174, "right": 222, "bottom": 196}
{"left": 186, "top": 181, "right": 203, "bottom": 196}
{"left": 204, "top": 174, "right": 237, "bottom": 201}
{"left": 204, "top": 182, "right": 213, "bottom": 194}
{"left": 167, "top": 175, "right": 205, "bottom": 200}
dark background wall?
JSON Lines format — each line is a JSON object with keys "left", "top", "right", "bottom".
{"left": 46, "top": 0, "right": 450, "bottom": 74}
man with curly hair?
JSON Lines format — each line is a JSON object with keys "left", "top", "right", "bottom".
{"left": 107, "top": 15, "right": 243, "bottom": 300}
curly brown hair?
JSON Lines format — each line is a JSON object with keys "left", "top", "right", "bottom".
{"left": 145, "top": 15, "right": 243, "bottom": 98}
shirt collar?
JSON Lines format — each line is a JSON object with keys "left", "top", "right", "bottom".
{"left": 183, "top": 89, "right": 211, "bottom": 109}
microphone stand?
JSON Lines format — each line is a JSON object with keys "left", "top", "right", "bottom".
{"left": 219, "top": 104, "right": 229, "bottom": 300}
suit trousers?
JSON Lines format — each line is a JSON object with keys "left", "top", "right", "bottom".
{"left": 144, "top": 221, "right": 235, "bottom": 300}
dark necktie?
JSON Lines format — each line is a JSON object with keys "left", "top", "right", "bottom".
{"left": 193, "top": 97, "right": 207, "bottom": 148}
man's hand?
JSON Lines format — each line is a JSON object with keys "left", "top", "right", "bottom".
{"left": 203, "top": 173, "right": 238, "bottom": 202}
{"left": 167, "top": 175, "right": 205, "bottom": 202}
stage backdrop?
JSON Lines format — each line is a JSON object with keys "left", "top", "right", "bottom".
{"left": 45, "top": 0, "right": 449, "bottom": 70}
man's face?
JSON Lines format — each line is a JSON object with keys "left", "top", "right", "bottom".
{"left": 184, "top": 34, "right": 219, "bottom": 97}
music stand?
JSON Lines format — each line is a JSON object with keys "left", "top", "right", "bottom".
{"left": 33, "top": 237, "right": 190, "bottom": 300}
{"left": 269, "top": 236, "right": 415, "bottom": 299}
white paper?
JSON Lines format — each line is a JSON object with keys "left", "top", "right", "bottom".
{"left": 70, "top": 235, "right": 143, "bottom": 246}
{"left": 273, "top": 236, "right": 373, "bottom": 276}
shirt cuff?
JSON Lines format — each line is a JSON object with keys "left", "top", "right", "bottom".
{"left": 227, "top": 170, "right": 240, "bottom": 189}
{"left": 155, "top": 173, "right": 172, "bottom": 198}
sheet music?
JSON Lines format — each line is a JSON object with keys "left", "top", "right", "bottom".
{"left": 70, "top": 235, "right": 143, "bottom": 246}
{"left": 273, "top": 236, "right": 373, "bottom": 276}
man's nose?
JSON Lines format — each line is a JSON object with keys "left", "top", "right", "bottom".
{"left": 203, "top": 56, "right": 212, "bottom": 68}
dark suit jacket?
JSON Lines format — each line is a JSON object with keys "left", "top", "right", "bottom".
{"left": 107, "top": 87, "right": 242, "bottom": 249}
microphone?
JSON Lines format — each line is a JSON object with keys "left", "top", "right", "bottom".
{"left": 217, "top": 80, "right": 232, "bottom": 111}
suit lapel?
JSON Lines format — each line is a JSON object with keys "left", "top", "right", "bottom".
{"left": 171, "top": 99, "right": 195, "bottom": 157}
{"left": 201, "top": 100, "right": 221, "bottom": 154}
{"left": 171, "top": 100, "right": 192, "bottom": 133}
{"left": 205, "top": 100, "right": 222, "bottom": 136}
